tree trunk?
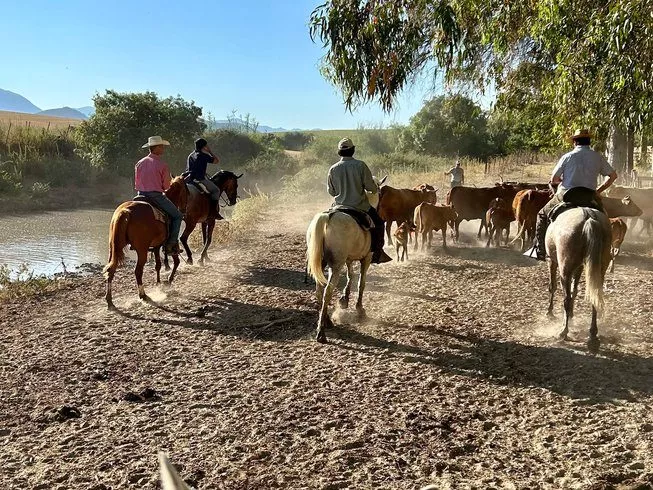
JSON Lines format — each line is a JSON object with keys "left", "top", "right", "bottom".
{"left": 607, "top": 124, "right": 628, "bottom": 179}
{"left": 642, "top": 132, "right": 649, "bottom": 174}
{"left": 627, "top": 127, "right": 635, "bottom": 175}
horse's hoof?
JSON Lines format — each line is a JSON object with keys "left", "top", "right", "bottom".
{"left": 316, "top": 333, "right": 327, "bottom": 343}
{"left": 356, "top": 308, "right": 367, "bottom": 321}
{"left": 558, "top": 331, "right": 568, "bottom": 341}
{"left": 107, "top": 302, "right": 116, "bottom": 311}
{"left": 338, "top": 297, "right": 349, "bottom": 309}
{"left": 547, "top": 311, "right": 555, "bottom": 319}
{"left": 587, "top": 337, "right": 600, "bottom": 354}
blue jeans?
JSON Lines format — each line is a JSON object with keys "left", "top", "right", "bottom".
{"left": 199, "top": 177, "right": 221, "bottom": 201}
{"left": 138, "top": 191, "right": 183, "bottom": 245}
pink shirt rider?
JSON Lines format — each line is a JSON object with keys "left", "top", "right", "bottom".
{"left": 134, "top": 153, "right": 171, "bottom": 193}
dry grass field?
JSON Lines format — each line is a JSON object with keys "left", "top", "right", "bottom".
{"left": 0, "top": 110, "right": 81, "bottom": 129}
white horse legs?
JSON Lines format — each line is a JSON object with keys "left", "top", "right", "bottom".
{"left": 316, "top": 267, "right": 341, "bottom": 343}
{"left": 338, "top": 262, "right": 354, "bottom": 309}
{"left": 355, "top": 258, "right": 372, "bottom": 320}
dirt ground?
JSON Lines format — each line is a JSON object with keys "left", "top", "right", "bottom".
{"left": 1, "top": 197, "right": 653, "bottom": 490}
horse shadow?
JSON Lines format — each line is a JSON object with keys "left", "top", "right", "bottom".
{"left": 329, "top": 323, "right": 653, "bottom": 403}
{"left": 241, "top": 266, "right": 313, "bottom": 292}
{"left": 111, "top": 296, "right": 314, "bottom": 342}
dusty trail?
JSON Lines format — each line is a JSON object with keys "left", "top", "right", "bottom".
{"left": 1, "top": 198, "right": 653, "bottom": 489}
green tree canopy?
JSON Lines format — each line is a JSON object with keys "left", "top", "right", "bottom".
{"left": 77, "top": 91, "right": 205, "bottom": 175}
{"left": 399, "top": 94, "right": 492, "bottom": 158}
{"left": 310, "top": 1, "right": 653, "bottom": 138}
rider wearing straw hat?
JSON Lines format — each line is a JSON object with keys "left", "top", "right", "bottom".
{"left": 327, "top": 137, "right": 392, "bottom": 264}
{"left": 134, "top": 136, "right": 183, "bottom": 254}
{"left": 531, "top": 129, "right": 618, "bottom": 261}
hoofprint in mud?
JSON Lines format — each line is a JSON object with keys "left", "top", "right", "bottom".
{"left": 1, "top": 199, "right": 653, "bottom": 489}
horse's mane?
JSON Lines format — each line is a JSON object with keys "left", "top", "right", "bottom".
{"left": 211, "top": 170, "right": 238, "bottom": 184}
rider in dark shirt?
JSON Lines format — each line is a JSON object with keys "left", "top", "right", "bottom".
{"left": 186, "top": 138, "right": 221, "bottom": 214}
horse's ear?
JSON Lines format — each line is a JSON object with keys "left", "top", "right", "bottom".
{"left": 236, "top": 173, "right": 243, "bottom": 179}
{"left": 171, "top": 173, "right": 176, "bottom": 178}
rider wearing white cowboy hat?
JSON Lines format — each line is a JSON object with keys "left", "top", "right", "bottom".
{"left": 134, "top": 136, "right": 183, "bottom": 254}
{"left": 530, "top": 129, "right": 618, "bottom": 260}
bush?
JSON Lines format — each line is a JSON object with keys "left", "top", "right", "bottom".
{"left": 31, "top": 181, "right": 51, "bottom": 197}
{"left": 204, "top": 129, "right": 266, "bottom": 168}
{"left": 279, "top": 131, "right": 314, "bottom": 151}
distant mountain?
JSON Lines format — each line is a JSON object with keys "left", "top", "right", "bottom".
{"left": 37, "top": 107, "right": 88, "bottom": 120}
{"left": 0, "top": 89, "right": 41, "bottom": 113}
{"left": 76, "top": 106, "right": 95, "bottom": 117}
{"left": 208, "top": 118, "right": 288, "bottom": 133}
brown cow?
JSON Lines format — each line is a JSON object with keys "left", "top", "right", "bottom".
{"left": 446, "top": 185, "right": 521, "bottom": 241}
{"left": 602, "top": 195, "right": 643, "bottom": 219}
{"left": 393, "top": 221, "right": 414, "bottom": 261}
{"left": 609, "top": 218, "right": 628, "bottom": 273}
{"left": 485, "top": 198, "right": 515, "bottom": 247}
{"left": 413, "top": 203, "right": 458, "bottom": 251}
{"left": 377, "top": 185, "right": 438, "bottom": 244}
{"left": 412, "top": 183, "right": 436, "bottom": 191}
{"left": 606, "top": 185, "right": 653, "bottom": 235}
{"left": 510, "top": 189, "right": 552, "bottom": 251}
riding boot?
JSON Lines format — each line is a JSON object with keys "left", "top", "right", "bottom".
{"left": 533, "top": 212, "right": 549, "bottom": 261}
{"left": 368, "top": 206, "right": 392, "bottom": 264}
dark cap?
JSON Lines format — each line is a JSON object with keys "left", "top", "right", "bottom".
{"left": 195, "top": 138, "right": 208, "bottom": 151}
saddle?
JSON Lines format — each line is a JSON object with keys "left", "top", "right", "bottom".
{"left": 328, "top": 206, "right": 374, "bottom": 230}
{"left": 133, "top": 195, "right": 168, "bottom": 225}
{"left": 182, "top": 171, "right": 211, "bottom": 195}
{"left": 548, "top": 187, "right": 603, "bottom": 222}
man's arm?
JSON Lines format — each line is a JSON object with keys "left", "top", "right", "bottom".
{"left": 362, "top": 162, "right": 378, "bottom": 193}
{"left": 161, "top": 164, "right": 172, "bottom": 190}
{"left": 202, "top": 146, "right": 219, "bottom": 164}
{"left": 327, "top": 172, "right": 336, "bottom": 197}
{"left": 597, "top": 171, "right": 618, "bottom": 194}
{"left": 550, "top": 156, "right": 565, "bottom": 184}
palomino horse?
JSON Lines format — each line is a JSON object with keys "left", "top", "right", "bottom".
{"left": 546, "top": 207, "right": 612, "bottom": 353}
{"left": 103, "top": 177, "right": 188, "bottom": 308}
{"left": 178, "top": 170, "right": 241, "bottom": 265}
{"left": 306, "top": 211, "right": 373, "bottom": 343}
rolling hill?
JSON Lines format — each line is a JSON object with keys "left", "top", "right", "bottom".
{"left": 0, "top": 89, "right": 41, "bottom": 114}
{"left": 37, "top": 107, "right": 88, "bottom": 120}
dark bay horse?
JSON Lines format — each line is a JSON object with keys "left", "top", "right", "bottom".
{"left": 103, "top": 177, "right": 188, "bottom": 308}
{"left": 546, "top": 207, "right": 612, "bottom": 353}
{"left": 178, "top": 170, "right": 241, "bottom": 265}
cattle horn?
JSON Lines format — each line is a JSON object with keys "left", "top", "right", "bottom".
{"left": 379, "top": 175, "right": 388, "bottom": 185}
{"left": 236, "top": 173, "right": 243, "bottom": 179}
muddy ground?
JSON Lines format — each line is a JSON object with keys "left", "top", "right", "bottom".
{"left": 1, "top": 199, "right": 653, "bottom": 489}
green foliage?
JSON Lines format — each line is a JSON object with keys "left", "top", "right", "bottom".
{"left": 304, "top": 127, "right": 399, "bottom": 163}
{"left": 30, "top": 181, "right": 50, "bottom": 198}
{"left": 310, "top": 1, "right": 653, "bottom": 133}
{"left": 278, "top": 131, "right": 314, "bottom": 151}
{"left": 77, "top": 90, "right": 205, "bottom": 175}
{"left": 398, "top": 95, "right": 493, "bottom": 159}
{"left": 0, "top": 264, "right": 59, "bottom": 302}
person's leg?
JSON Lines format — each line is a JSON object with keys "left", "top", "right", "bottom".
{"left": 367, "top": 207, "right": 392, "bottom": 263}
{"left": 201, "top": 178, "right": 221, "bottom": 214}
{"left": 150, "top": 194, "right": 183, "bottom": 250}
{"left": 533, "top": 195, "right": 560, "bottom": 260}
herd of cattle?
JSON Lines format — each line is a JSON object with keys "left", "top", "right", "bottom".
{"left": 374, "top": 180, "right": 652, "bottom": 269}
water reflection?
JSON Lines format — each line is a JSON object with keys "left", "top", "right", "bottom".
{"left": 0, "top": 209, "right": 118, "bottom": 276}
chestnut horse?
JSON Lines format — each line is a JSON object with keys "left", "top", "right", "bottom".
{"left": 178, "top": 170, "right": 241, "bottom": 265}
{"left": 103, "top": 177, "right": 188, "bottom": 308}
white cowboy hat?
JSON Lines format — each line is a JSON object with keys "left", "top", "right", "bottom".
{"left": 142, "top": 136, "right": 170, "bottom": 148}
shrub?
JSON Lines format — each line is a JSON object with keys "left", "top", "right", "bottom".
{"left": 31, "top": 181, "right": 51, "bottom": 197}
{"left": 279, "top": 131, "right": 314, "bottom": 151}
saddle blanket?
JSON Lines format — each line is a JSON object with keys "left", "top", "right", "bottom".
{"left": 132, "top": 195, "right": 168, "bottom": 224}
{"left": 327, "top": 206, "right": 374, "bottom": 230}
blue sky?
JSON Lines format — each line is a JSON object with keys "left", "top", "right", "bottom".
{"left": 0, "top": 1, "right": 489, "bottom": 129}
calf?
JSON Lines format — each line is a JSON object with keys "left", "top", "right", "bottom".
{"left": 413, "top": 203, "right": 458, "bottom": 251}
{"left": 377, "top": 185, "right": 438, "bottom": 244}
{"left": 605, "top": 185, "right": 652, "bottom": 235}
{"left": 609, "top": 218, "right": 628, "bottom": 273}
{"left": 393, "top": 221, "right": 413, "bottom": 261}
{"left": 485, "top": 198, "right": 515, "bottom": 247}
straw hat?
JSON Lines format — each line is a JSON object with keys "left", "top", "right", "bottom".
{"left": 142, "top": 136, "right": 170, "bottom": 148}
{"left": 570, "top": 129, "right": 592, "bottom": 140}
{"left": 338, "top": 137, "right": 355, "bottom": 150}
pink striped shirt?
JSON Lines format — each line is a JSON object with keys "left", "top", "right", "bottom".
{"left": 134, "top": 153, "right": 171, "bottom": 193}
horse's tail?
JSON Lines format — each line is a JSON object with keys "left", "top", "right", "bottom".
{"left": 583, "top": 215, "right": 605, "bottom": 312}
{"left": 307, "top": 213, "right": 329, "bottom": 286}
{"left": 103, "top": 207, "right": 130, "bottom": 278}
